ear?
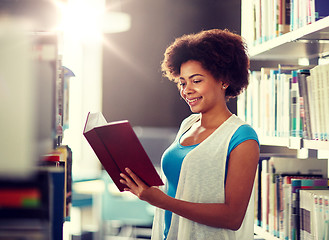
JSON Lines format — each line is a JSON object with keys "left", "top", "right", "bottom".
{"left": 222, "top": 82, "right": 229, "bottom": 89}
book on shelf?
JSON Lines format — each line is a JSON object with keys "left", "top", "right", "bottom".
{"left": 299, "top": 188, "right": 329, "bottom": 240}
{"left": 55, "top": 145, "right": 72, "bottom": 221}
{"left": 313, "top": 0, "right": 329, "bottom": 22}
{"left": 277, "top": 67, "right": 291, "bottom": 138}
{"left": 62, "top": 66, "right": 75, "bottom": 131}
{"left": 39, "top": 145, "right": 72, "bottom": 221}
{"left": 0, "top": 168, "right": 64, "bottom": 240}
{"left": 308, "top": 63, "right": 329, "bottom": 140}
{"left": 83, "top": 112, "right": 164, "bottom": 192}
{"left": 296, "top": 69, "right": 311, "bottom": 140}
{"left": 290, "top": 69, "right": 302, "bottom": 138}
{"left": 48, "top": 167, "right": 65, "bottom": 240}
{"left": 255, "top": 156, "right": 328, "bottom": 239}
{"left": 290, "top": 178, "right": 329, "bottom": 240}
{"left": 238, "top": 63, "right": 329, "bottom": 142}
{"left": 309, "top": 66, "right": 321, "bottom": 140}
{"left": 243, "top": 0, "right": 329, "bottom": 46}
{"left": 279, "top": 0, "right": 291, "bottom": 35}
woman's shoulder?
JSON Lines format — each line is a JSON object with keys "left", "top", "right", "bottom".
{"left": 236, "top": 124, "right": 257, "bottom": 135}
{"left": 228, "top": 124, "right": 259, "bottom": 153}
{"left": 231, "top": 124, "right": 259, "bottom": 145}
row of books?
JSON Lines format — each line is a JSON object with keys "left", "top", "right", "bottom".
{"left": 251, "top": 0, "right": 329, "bottom": 45}
{"left": 255, "top": 156, "right": 328, "bottom": 240}
{"left": 299, "top": 189, "right": 329, "bottom": 240}
{"left": 237, "top": 63, "right": 329, "bottom": 141}
{"left": 0, "top": 145, "right": 73, "bottom": 240}
{"left": 0, "top": 168, "right": 65, "bottom": 240}
{"left": 39, "top": 145, "right": 73, "bottom": 221}
{"left": 56, "top": 65, "right": 75, "bottom": 146}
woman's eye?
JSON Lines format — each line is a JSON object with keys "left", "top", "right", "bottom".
{"left": 179, "top": 82, "right": 186, "bottom": 86}
{"left": 193, "top": 79, "right": 201, "bottom": 83}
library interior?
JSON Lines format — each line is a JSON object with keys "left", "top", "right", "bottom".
{"left": 1, "top": 0, "right": 329, "bottom": 240}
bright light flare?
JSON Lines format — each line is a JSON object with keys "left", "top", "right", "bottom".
{"left": 54, "top": 0, "right": 131, "bottom": 43}
{"left": 57, "top": 0, "right": 105, "bottom": 43}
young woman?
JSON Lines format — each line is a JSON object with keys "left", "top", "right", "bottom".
{"left": 120, "top": 29, "right": 260, "bottom": 240}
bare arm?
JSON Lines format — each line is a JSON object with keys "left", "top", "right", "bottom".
{"left": 120, "top": 139, "right": 259, "bottom": 230}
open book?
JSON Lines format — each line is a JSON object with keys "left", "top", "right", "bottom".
{"left": 83, "top": 112, "right": 164, "bottom": 191}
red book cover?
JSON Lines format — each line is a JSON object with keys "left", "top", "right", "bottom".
{"left": 83, "top": 112, "right": 164, "bottom": 191}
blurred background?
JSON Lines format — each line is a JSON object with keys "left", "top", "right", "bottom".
{"left": 0, "top": 0, "right": 241, "bottom": 239}
{"left": 102, "top": 0, "right": 241, "bottom": 127}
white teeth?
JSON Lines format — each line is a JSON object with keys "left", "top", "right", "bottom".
{"left": 187, "top": 97, "right": 201, "bottom": 102}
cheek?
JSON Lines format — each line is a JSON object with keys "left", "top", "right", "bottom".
{"left": 180, "top": 89, "right": 185, "bottom": 98}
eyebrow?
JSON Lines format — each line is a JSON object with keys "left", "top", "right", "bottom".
{"left": 179, "top": 73, "right": 205, "bottom": 80}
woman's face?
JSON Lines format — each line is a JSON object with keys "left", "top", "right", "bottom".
{"left": 179, "top": 60, "right": 226, "bottom": 114}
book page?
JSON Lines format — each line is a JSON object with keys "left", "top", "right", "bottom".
{"left": 84, "top": 112, "right": 107, "bottom": 133}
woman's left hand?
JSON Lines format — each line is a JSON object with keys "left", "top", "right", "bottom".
{"left": 120, "top": 168, "right": 166, "bottom": 207}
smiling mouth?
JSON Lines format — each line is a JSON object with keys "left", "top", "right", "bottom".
{"left": 186, "top": 97, "right": 202, "bottom": 103}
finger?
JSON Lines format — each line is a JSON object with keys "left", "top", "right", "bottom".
{"left": 125, "top": 168, "right": 147, "bottom": 187}
{"left": 119, "top": 178, "right": 127, "bottom": 185}
{"left": 120, "top": 173, "right": 129, "bottom": 181}
{"left": 120, "top": 173, "right": 135, "bottom": 186}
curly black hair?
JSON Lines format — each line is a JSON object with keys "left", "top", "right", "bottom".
{"left": 161, "top": 29, "right": 250, "bottom": 98}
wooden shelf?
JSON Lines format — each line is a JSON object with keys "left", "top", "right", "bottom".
{"left": 249, "top": 17, "right": 329, "bottom": 61}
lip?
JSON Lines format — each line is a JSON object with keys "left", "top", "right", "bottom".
{"left": 186, "top": 96, "right": 202, "bottom": 106}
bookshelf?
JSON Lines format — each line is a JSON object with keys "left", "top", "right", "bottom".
{"left": 241, "top": 14, "right": 329, "bottom": 150}
{"left": 0, "top": 23, "right": 73, "bottom": 239}
{"left": 241, "top": 2, "right": 329, "bottom": 240}
{"left": 248, "top": 16, "right": 329, "bottom": 61}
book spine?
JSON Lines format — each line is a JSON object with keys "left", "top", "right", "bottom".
{"left": 318, "top": 192, "right": 324, "bottom": 240}
{"left": 49, "top": 169, "right": 65, "bottom": 240}
{"left": 262, "top": 0, "right": 269, "bottom": 42}
{"left": 255, "top": 0, "right": 262, "bottom": 44}
{"left": 291, "top": 179, "right": 301, "bottom": 240}
{"left": 323, "top": 196, "right": 329, "bottom": 239}
{"left": 317, "top": 65, "right": 325, "bottom": 140}
{"left": 246, "top": 0, "right": 329, "bottom": 45}
{"left": 314, "top": 0, "right": 329, "bottom": 21}
{"left": 318, "top": 64, "right": 328, "bottom": 140}
{"left": 246, "top": 72, "right": 253, "bottom": 126}
{"left": 275, "top": 0, "right": 280, "bottom": 38}
{"left": 271, "top": 70, "right": 279, "bottom": 137}
{"left": 311, "top": 66, "right": 321, "bottom": 140}
{"left": 276, "top": 73, "right": 282, "bottom": 137}
{"left": 306, "top": 74, "right": 316, "bottom": 140}
{"left": 290, "top": 71, "right": 299, "bottom": 137}
{"left": 284, "top": 74, "right": 291, "bottom": 138}
{"left": 261, "top": 159, "right": 270, "bottom": 231}
{"left": 324, "top": 64, "right": 329, "bottom": 140}
{"left": 297, "top": 70, "right": 312, "bottom": 140}
{"left": 237, "top": 90, "right": 247, "bottom": 122}
{"left": 254, "top": 71, "right": 261, "bottom": 132}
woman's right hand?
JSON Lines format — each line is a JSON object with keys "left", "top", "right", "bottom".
{"left": 120, "top": 168, "right": 167, "bottom": 208}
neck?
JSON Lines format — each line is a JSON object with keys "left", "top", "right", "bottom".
{"left": 199, "top": 107, "right": 232, "bottom": 129}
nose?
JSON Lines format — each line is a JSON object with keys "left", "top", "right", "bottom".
{"left": 182, "top": 82, "right": 193, "bottom": 95}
